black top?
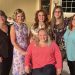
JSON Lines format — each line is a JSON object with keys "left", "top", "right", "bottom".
{"left": 0, "top": 25, "right": 13, "bottom": 58}
{"left": 52, "top": 20, "right": 69, "bottom": 60}
{"left": 53, "top": 20, "right": 68, "bottom": 51}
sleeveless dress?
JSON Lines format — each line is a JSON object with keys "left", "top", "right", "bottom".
{"left": 12, "top": 22, "right": 28, "bottom": 75}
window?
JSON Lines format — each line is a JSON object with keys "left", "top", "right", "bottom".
{"left": 41, "top": 0, "right": 50, "bottom": 14}
{"left": 62, "top": 0, "right": 75, "bottom": 12}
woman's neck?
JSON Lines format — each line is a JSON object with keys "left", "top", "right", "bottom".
{"left": 39, "top": 41, "right": 48, "bottom": 47}
{"left": 0, "top": 23, "right": 5, "bottom": 28}
{"left": 39, "top": 21, "right": 44, "bottom": 24}
{"left": 16, "top": 21, "right": 23, "bottom": 25}
{"left": 39, "top": 22, "right": 45, "bottom": 29}
{"left": 56, "top": 18, "right": 61, "bottom": 25}
{"left": 17, "top": 22, "right": 22, "bottom": 25}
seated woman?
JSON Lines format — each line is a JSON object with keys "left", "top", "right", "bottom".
{"left": 25, "top": 28, "right": 62, "bottom": 75}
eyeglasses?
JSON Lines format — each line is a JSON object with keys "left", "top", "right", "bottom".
{"left": 55, "top": 11, "right": 61, "bottom": 13}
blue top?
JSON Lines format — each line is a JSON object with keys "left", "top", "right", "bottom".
{"left": 64, "top": 28, "right": 75, "bottom": 61}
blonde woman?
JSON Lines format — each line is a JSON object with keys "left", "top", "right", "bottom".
{"left": 10, "top": 9, "right": 28, "bottom": 75}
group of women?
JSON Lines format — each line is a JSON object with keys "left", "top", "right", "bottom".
{"left": 0, "top": 5, "right": 75, "bottom": 75}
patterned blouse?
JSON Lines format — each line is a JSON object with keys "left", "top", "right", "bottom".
{"left": 53, "top": 20, "right": 69, "bottom": 59}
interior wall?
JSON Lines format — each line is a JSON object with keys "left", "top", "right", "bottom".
{"left": 0, "top": 0, "right": 41, "bottom": 26}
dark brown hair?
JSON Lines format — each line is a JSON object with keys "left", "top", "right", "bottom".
{"left": 0, "top": 10, "right": 7, "bottom": 22}
{"left": 68, "top": 14, "right": 75, "bottom": 30}
{"left": 33, "top": 9, "right": 49, "bottom": 29}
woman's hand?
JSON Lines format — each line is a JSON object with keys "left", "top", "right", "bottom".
{"left": 21, "top": 51, "right": 27, "bottom": 56}
{"left": 25, "top": 66, "right": 31, "bottom": 74}
{"left": 56, "top": 69, "right": 62, "bottom": 75}
{"left": 0, "top": 57, "right": 2, "bottom": 63}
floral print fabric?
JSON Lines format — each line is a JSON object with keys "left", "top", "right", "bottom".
{"left": 12, "top": 22, "right": 28, "bottom": 75}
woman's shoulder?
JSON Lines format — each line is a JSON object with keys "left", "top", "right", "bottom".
{"left": 31, "top": 23, "right": 35, "bottom": 30}
{"left": 64, "top": 27, "right": 70, "bottom": 37}
{"left": 51, "top": 40, "right": 56, "bottom": 45}
{"left": 22, "top": 23, "right": 28, "bottom": 29}
{"left": 10, "top": 24, "right": 15, "bottom": 29}
{"left": 48, "top": 41, "right": 59, "bottom": 51}
{"left": 64, "top": 18, "right": 69, "bottom": 23}
{"left": 31, "top": 24, "right": 34, "bottom": 30}
{"left": 64, "top": 18, "right": 69, "bottom": 27}
{"left": 28, "top": 41, "right": 36, "bottom": 48}
{"left": 50, "top": 40, "right": 59, "bottom": 48}
{"left": 30, "top": 24, "right": 38, "bottom": 36}
{"left": 65, "top": 26, "right": 70, "bottom": 32}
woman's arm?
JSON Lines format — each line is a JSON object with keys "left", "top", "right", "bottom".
{"left": 25, "top": 43, "right": 32, "bottom": 73}
{"left": 53, "top": 42, "right": 62, "bottom": 75}
{"left": 10, "top": 25, "right": 27, "bottom": 55}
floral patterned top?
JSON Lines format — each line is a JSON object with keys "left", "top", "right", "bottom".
{"left": 12, "top": 22, "right": 28, "bottom": 75}
{"left": 53, "top": 20, "right": 69, "bottom": 59}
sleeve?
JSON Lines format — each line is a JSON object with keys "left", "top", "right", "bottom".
{"left": 0, "top": 29, "right": 8, "bottom": 58}
{"left": 53, "top": 42, "right": 63, "bottom": 70}
{"left": 25, "top": 43, "right": 33, "bottom": 67}
{"left": 63, "top": 28, "right": 70, "bottom": 46}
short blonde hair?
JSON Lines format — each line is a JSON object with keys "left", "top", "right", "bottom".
{"left": 13, "top": 9, "right": 25, "bottom": 22}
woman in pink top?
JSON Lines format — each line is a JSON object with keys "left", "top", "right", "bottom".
{"left": 25, "top": 28, "right": 62, "bottom": 75}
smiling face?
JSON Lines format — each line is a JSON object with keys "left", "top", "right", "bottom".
{"left": 38, "top": 12, "right": 45, "bottom": 22}
{"left": 16, "top": 13, "right": 24, "bottom": 24}
{"left": 38, "top": 29, "right": 48, "bottom": 42}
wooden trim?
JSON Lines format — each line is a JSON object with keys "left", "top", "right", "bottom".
{"left": 48, "top": 0, "right": 52, "bottom": 21}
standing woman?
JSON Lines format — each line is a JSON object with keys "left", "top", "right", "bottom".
{"left": 10, "top": 9, "right": 28, "bottom": 75}
{"left": 50, "top": 6, "right": 68, "bottom": 60}
{"left": 64, "top": 14, "right": 75, "bottom": 75}
{"left": 30, "top": 9, "right": 50, "bottom": 43}
{"left": 0, "top": 10, "right": 13, "bottom": 75}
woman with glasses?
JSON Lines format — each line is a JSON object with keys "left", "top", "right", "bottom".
{"left": 50, "top": 6, "right": 69, "bottom": 60}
